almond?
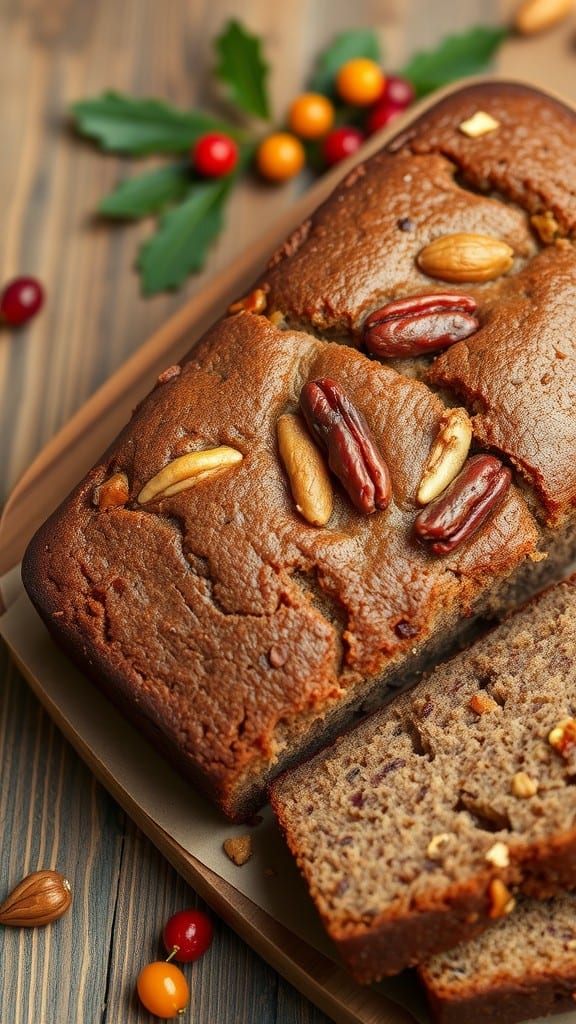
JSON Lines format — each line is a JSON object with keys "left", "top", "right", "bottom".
{"left": 514, "top": 0, "right": 575, "bottom": 35}
{"left": 277, "top": 413, "right": 333, "bottom": 526}
{"left": 137, "top": 446, "right": 243, "bottom": 504}
{"left": 417, "top": 233, "right": 514, "bottom": 283}
{"left": 417, "top": 407, "right": 472, "bottom": 506}
{"left": 0, "top": 869, "right": 72, "bottom": 927}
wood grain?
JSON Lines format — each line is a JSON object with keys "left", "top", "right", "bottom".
{"left": 1, "top": 0, "right": 576, "bottom": 1021}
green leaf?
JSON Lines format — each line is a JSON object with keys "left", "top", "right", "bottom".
{"left": 308, "top": 29, "right": 381, "bottom": 95}
{"left": 214, "top": 19, "right": 270, "bottom": 120}
{"left": 137, "top": 177, "right": 233, "bottom": 293}
{"left": 400, "top": 26, "right": 510, "bottom": 98}
{"left": 71, "top": 92, "right": 241, "bottom": 156}
{"left": 99, "top": 163, "right": 192, "bottom": 219}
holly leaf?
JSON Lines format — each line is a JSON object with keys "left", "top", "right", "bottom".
{"left": 214, "top": 20, "right": 270, "bottom": 120}
{"left": 309, "top": 29, "right": 381, "bottom": 95}
{"left": 99, "top": 163, "right": 192, "bottom": 218}
{"left": 137, "top": 177, "right": 233, "bottom": 294}
{"left": 400, "top": 26, "right": 510, "bottom": 98}
{"left": 71, "top": 92, "right": 241, "bottom": 155}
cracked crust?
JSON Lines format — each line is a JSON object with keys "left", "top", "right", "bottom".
{"left": 21, "top": 81, "right": 576, "bottom": 823}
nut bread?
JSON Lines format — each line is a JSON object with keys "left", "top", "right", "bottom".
{"left": 21, "top": 81, "right": 576, "bottom": 820}
{"left": 419, "top": 893, "right": 576, "bottom": 1024}
{"left": 269, "top": 574, "right": 576, "bottom": 982}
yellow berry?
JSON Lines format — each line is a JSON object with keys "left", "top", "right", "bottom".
{"left": 256, "top": 132, "right": 306, "bottom": 182}
{"left": 288, "top": 92, "right": 335, "bottom": 139}
{"left": 335, "top": 58, "right": 385, "bottom": 106}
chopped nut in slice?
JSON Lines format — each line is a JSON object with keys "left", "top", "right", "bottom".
{"left": 485, "top": 841, "right": 510, "bottom": 868}
{"left": 223, "top": 834, "right": 253, "bottom": 866}
{"left": 458, "top": 111, "right": 501, "bottom": 138}
{"left": 470, "top": 691, "right": 499, "bottom": 715}
{"left": 417, "top": 407, "right": 472, "bottom": 506}
{"left": 488, "top": 878, "right": 516, "bottom": 918}
{"left": 426, "top": 833, "right": 453, "bottom": 859}
{"left": 93, "top": 471, "right": 130, "bottom": 510}
{"left": 548, "top": 717, "right": 576, "bottom": 757}
{"left": 137, "top": 446, "right": 243, "bottom": 504}
{"left": 511, "top": 771, "right": 539, "bottom": 798}
{"left": 277, "top": 412, "right": 333, "bottom": 527}
{"left": 531, "top": 211, "right": 562, "bottom": 244}
{"left": 417, "top": 233, "right": 514, "bottom": 283}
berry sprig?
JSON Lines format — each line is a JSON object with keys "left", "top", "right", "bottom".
{"left": 136, "top": 907, "right": 214, "bottom": 1019}
{"left": 71, "top": 20, "right": 509, "bottom": 296}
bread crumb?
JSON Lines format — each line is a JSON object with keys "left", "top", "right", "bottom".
{"left": 223, "top": 834, "right": 253, "bottom": 866}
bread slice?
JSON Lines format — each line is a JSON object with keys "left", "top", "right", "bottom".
{"left": 270, "top": 574, "right": 576, "bottom": 982}
{"left": 419, "top": 893, "right": 576, "bottom": 1024}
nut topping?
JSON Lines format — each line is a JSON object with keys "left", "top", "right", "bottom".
{"left": 300, "top": 378, "right": 391, "bottom": 515}
{"left": 277, "top": 412, "right": 333, "bottom": 526}
{"left": 417, "top": 233, "right": 514, "bottom": 283}
{"left": 363, "top": 293, "right": 479, "bottom": 359}
{"left": 417, "top": 407, "right": 473, "bottom": 506}
{"left": 414, "top": 454, "right": 512, "bottom": 555}
{"left": 227, "top": 288, "right": 268, "bottom": 315}
{"left": 458, "top": 111, "right": 501, "bottom": 138}
{"left": 93, "top": 471, "right": 129, "bottom": 510}
{"left": 137, "top": 446, "right": 243, "bottom": 504}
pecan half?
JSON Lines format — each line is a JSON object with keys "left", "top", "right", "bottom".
{"left": 137, "top": 446, "right": 243, "bottom": 504}
{"left": 363, "top": 293, "right": 479, "bottom": 358}
{"left": 300, "top": 378, "right": 391, "bottom": 514}
{"left": 413, "top": 454, "right": 512, "bottom": 554}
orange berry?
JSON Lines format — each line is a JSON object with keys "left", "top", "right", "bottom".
{"left": 288, "top": 92, "right": 335, "bottom": 139}
{"left": 136, "top": 961, "right": 189, "bottom": 1019}
{"left": 256, "top": 132, "right": 305, "bottom": 182}
{"left": 335, "top": 58, "right": 385, "bottom": 106}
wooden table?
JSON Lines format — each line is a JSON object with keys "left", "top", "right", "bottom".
{"left": 1, "top": 1, "right": 575, "bottom": 1021}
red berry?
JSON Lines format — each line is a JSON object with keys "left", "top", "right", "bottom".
{"left": 321, "top": 126, "right": 364, "bottom": 168}
{"left": 163, "top": 908, "right": 214, "bottom": 963}
{"left": 366, "top": 100, "right": 404, "bottom": 135}
{"left": 192, "top": 132, "right": 239, "bottom": 178}
{"left": 0, "top": 276, "right": 44, "bottom": 326}
{"left": 381, "top": 75, "right": 415, "bottom": 109}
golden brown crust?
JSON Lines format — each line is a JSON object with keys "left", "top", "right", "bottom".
{"left": 21, "top": 80, "right": 576, "bottom": 825}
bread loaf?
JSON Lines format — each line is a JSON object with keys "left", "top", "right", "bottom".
{"left": 270, "top": 574, "right": 576, "bottom": 982}
{"left": 21, "top": 81, "right": 576, "bottom": 821}
{"left": 419, "top": 893, "right": 576, "bottom": 1024}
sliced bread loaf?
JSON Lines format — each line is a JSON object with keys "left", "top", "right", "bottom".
{"left": 419, "top": 893, "right": 576, "bottom": 1024}
{"left": 269, "top": 574, "right": 576, "bottom": 982}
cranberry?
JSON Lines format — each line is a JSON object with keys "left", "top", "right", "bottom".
{"left": 0, "top": 276, "right": 44, "bottom": 326}
{"left": 366, "top": 100, "right": 404, "bottom": 135}
{"left": 321, "top": 126, "right": 364, "bottom": 167}
{"left": 381, "top": 75, "right": 415, "bottom": 109}
{"left": 163, "top": 908, "right": 214, "bottom": 963}
{"left": 192, "top": 132, "right": 239, "bottom": 178}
